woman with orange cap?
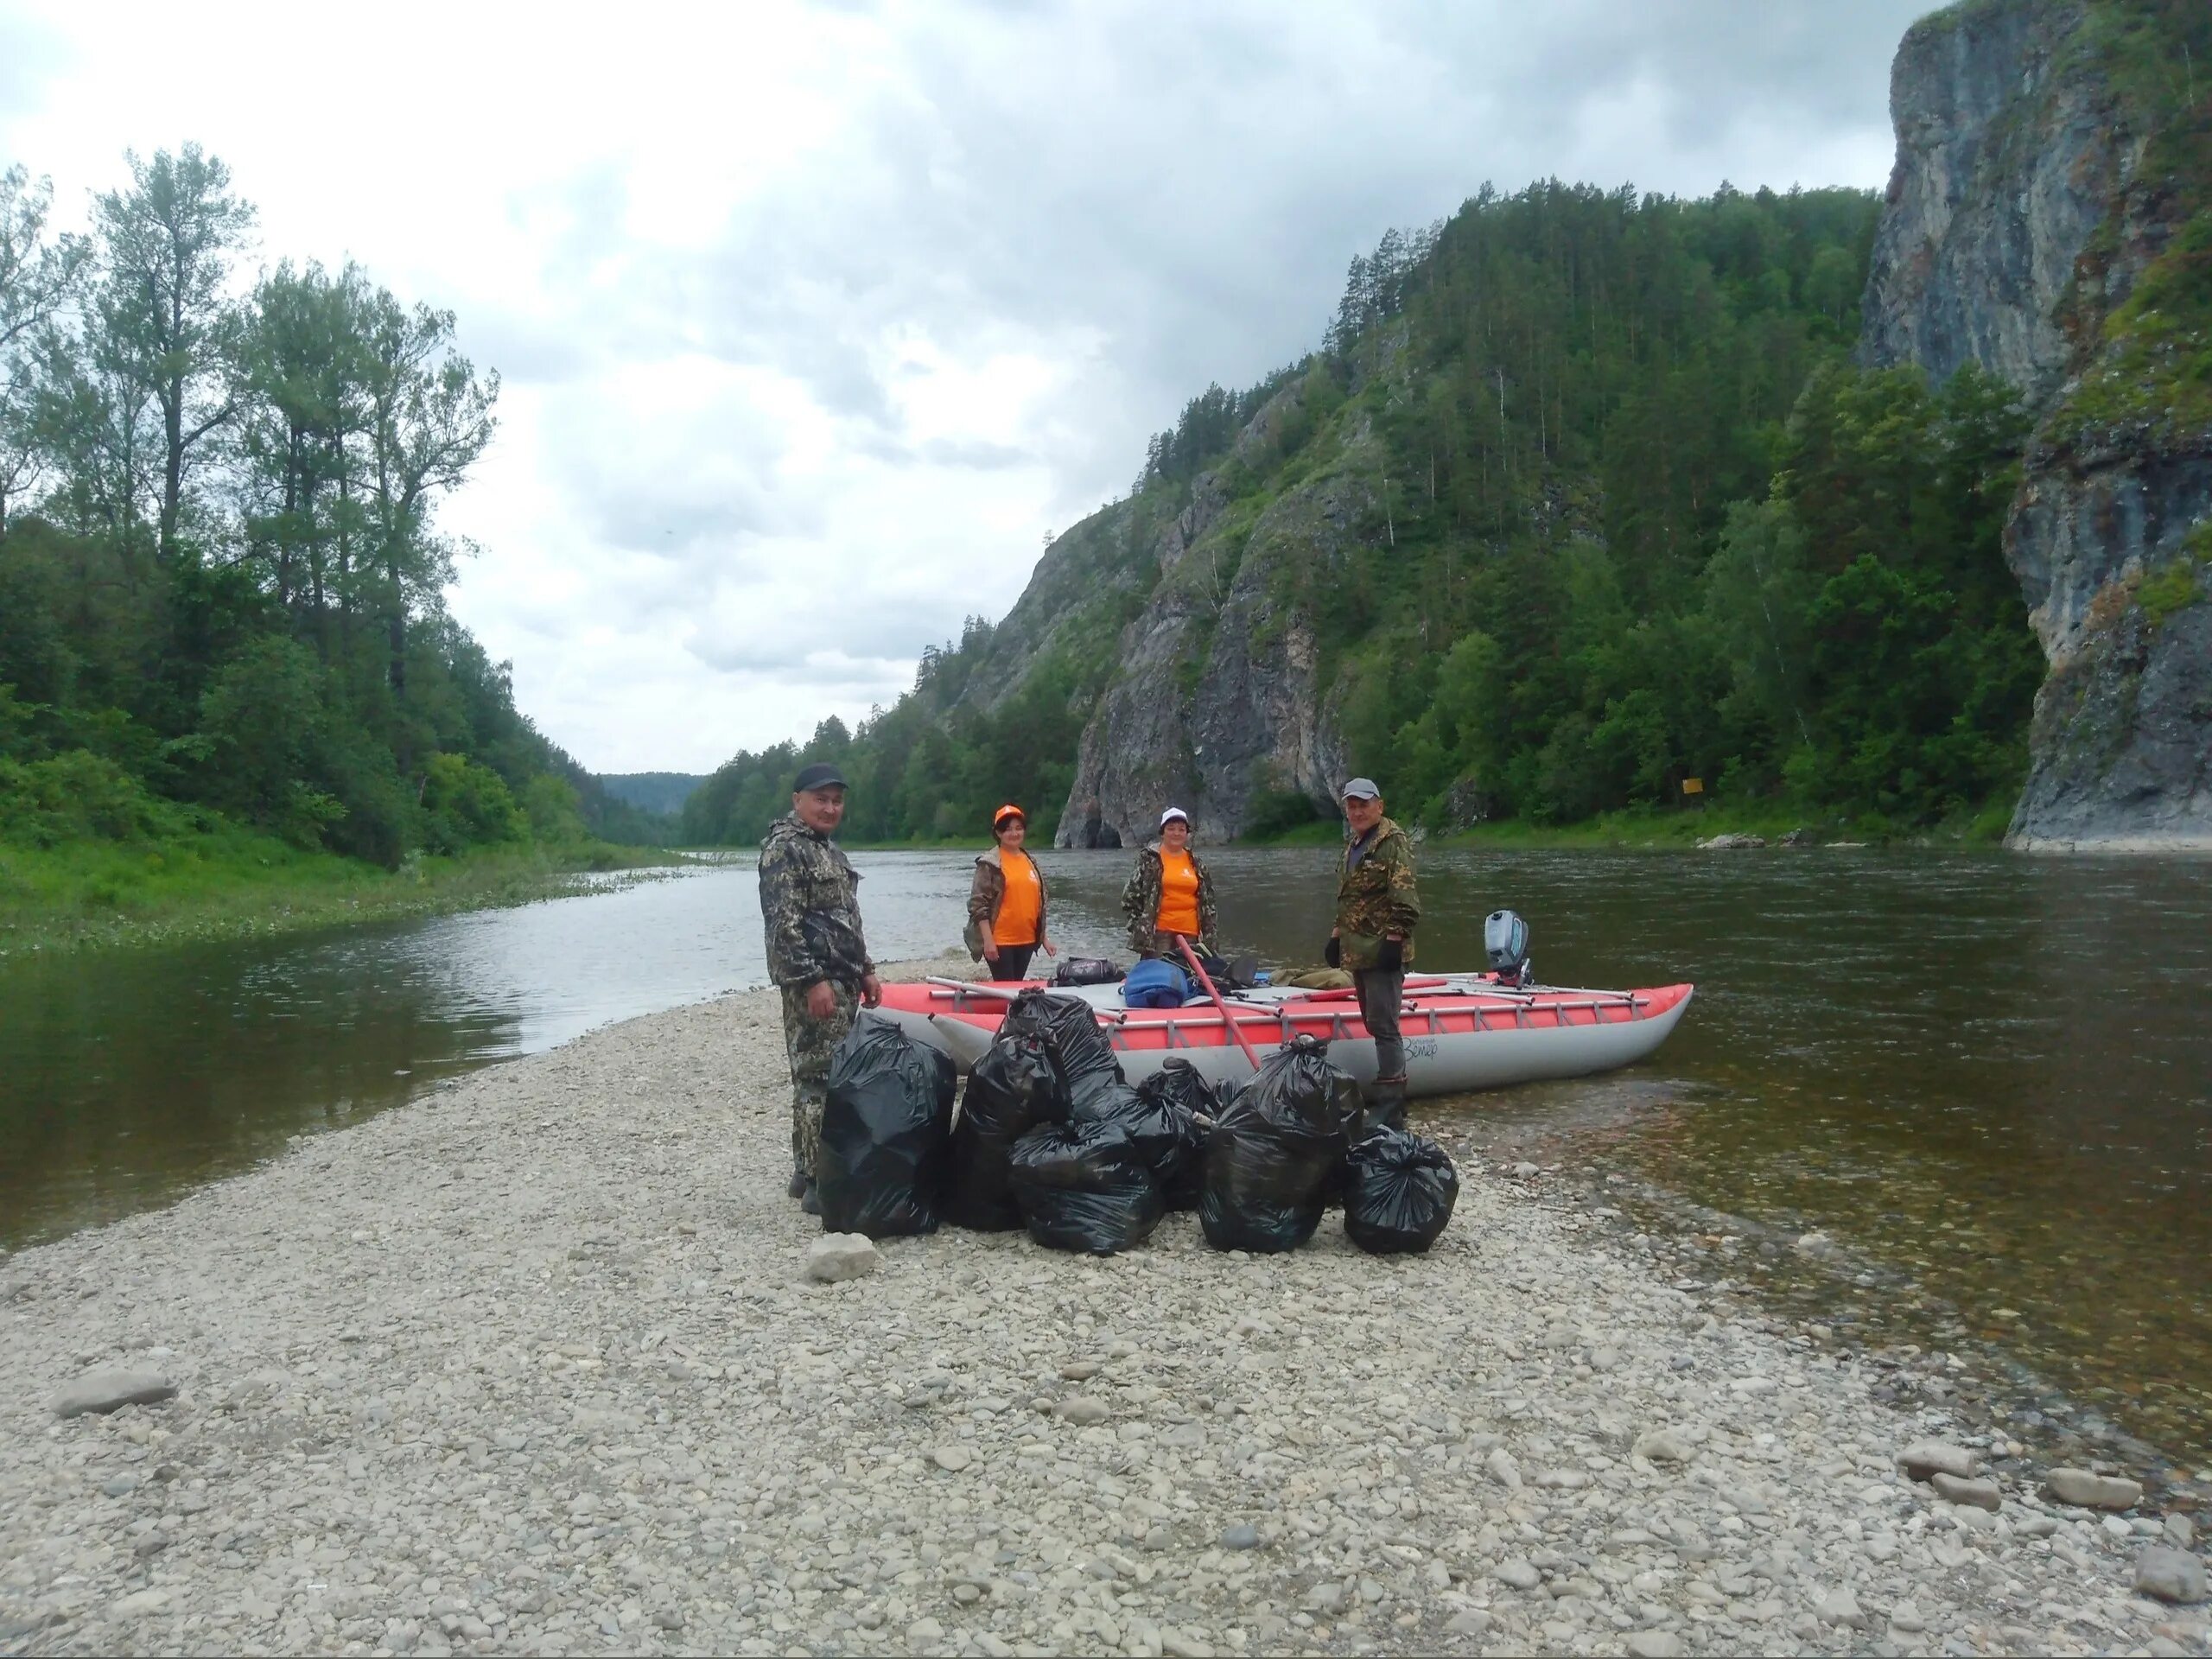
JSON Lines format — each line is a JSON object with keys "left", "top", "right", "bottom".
{"left": 966, "top": 804, "right": 1056, "bottom": 982}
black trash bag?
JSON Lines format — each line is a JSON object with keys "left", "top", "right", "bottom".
{"left": 1078, "top": 1071, "right": 1208, "bottom": 1212}
{"left": 819, "top": 1010, "right": 957, "bottom": 1238}
{"left": 1054, "top": 957, "right": 1125, "bottom": 988}
{"left": 1140, "top": 1057, "right": 1223, "bottom": 1119}
{"left": 1128, "top": 1059, "right": 1222, "bottom": 1210}
{"left": 1342, "top": 1128, "right": 1460, "bottom": 1254}
{"left": 1001, "top": 988, "right": 1122, "bottom": 1097}
{"left": 1198, "top": 1033, "right": 1359, "bottom": 1252}
{"left": 1007, "top": 1119, "right": 1163, "bottom": 1254}
{"left": 945, "top": 1029, "right": 1062, "bottom": 1230}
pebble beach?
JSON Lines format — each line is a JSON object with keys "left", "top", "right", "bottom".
{"left": 2, "top": 963, "right": 2206, "bottom": 1659}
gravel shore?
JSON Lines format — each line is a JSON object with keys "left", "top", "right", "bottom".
{"left": 3, "top": 963, "right": 2206, "bottom": 1658}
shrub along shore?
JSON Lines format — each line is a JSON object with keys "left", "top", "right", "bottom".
{"left": 0, "top": 966, "right": 2201, "bottom": 1656}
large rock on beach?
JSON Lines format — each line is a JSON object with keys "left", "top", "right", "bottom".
{"left": 1634, "top": 1427, "right": 1695, "bottom": 1464}
{"left": 51, "top": 1370, "right": 175, "bottom": 1419}
{"left": 2134, "top": 1547, "right": 2209, "bottom": 1605}
{"left": 804, "top": 1232, "right": 880, "bottom": 1283}
{"left": 1896, "top": 1440, "right": 1976, "bottom": 1481}
{"left": 2045, "top": 1466, "right": 2141, "bottom": 1510}
{"left": 1930, "top": 1471, "right": 2002, "bottom": 1511}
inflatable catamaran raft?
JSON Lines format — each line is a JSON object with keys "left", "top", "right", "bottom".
{"left": 874, "top": 972, "right": 1695, "bottom": 1099}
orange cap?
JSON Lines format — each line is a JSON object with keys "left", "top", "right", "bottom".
{"left": 993, "top": 804, "right": 1025, "bottom": 827}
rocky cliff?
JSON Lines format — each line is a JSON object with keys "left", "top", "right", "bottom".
{"left": 1047, "top": 378, "right": 1366, "bottom": 848}
{"left": 1860, "top": 0, "right": 2212, "bottom": 849}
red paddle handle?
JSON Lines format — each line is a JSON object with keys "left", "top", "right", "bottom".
{"left": 1177, "top": 937, "right": 1264, "bottom": 1071}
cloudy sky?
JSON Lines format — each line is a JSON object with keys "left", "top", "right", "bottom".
{"left": 0, "top": 0, "right": 1935, "bottom": 773}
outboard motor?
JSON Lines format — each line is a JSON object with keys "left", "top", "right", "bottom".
{"left": 1484, "top": 909, "right": 1532, "bottom": 988}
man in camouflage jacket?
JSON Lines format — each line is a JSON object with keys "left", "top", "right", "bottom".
{"left": 759, "top": 762, "right": 880, "bottom": 1210}
{"left": 1328, "top": 777, "right": 1418, "bottom": 1128}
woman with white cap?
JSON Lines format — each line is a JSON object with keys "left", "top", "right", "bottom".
{"left": 1121, "top": 806, "right": 1219, "bottom": 960}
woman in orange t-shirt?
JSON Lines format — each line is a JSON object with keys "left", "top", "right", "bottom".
{"left": 965, "top": 805, "right": 1056, "bottom": 982}
{"left": 1121, "top": 806, "right": 1218, "bottom": 959}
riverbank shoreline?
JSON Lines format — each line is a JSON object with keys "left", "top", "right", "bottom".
{"left": 3, "top": 970, "right": 2205, "bottom": 1658}
{"left": 0, "top": 837, "right": 683, "bottom": 962}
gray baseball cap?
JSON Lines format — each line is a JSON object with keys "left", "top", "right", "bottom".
{"left": 1340, "top": 777, "right": 1382, "bottom": 801}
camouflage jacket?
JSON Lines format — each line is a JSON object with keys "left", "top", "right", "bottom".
{"left": 759, "top": 814, "right": 874, "bottom": 990}
{"left": 1121, "top": 842, "right": 1219, "bottom": 957}
{"left": 1334, "top": 817, "right": 1418, "bottom": 969}
{"left": 964, "top": 846, "right": 1052, "bottom": 960}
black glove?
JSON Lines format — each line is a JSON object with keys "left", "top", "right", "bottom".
{"left": 1323, "top": 936, "right": 1341, "bottom": 969}
{"left": 1376, "top": 937, "right": 1404, "bottom": 972}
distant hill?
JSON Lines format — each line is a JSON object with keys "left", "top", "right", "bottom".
{"left": 596, "top": 772, "right": 709, "bottom": 817}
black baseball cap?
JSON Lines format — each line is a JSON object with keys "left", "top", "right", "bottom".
{"left": 793, "top": 762, "right": 848, "bottom": 792}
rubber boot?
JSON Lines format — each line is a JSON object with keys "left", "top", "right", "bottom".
{"left": 787, "top": 1163, "right": 808, "bottom": 1199}
{"left": 1363, "top": 1075, "right": 1408, "bottom": 1138}
{"left": 799, "top": 1179, "right": 823, "bottom": 1217}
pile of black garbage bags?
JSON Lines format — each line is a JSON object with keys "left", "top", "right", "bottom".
{"left": 820, "top": 998, "right": 1459, "bottom": 1255}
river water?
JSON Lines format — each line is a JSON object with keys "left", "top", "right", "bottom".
{"left": 4, "top": 845, "right": 2209, "bottom": 1462}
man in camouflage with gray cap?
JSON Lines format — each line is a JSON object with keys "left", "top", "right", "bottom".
{"left": 1325, "top": 776, "right": 1419, "bottom": 1133}
{"left": 759, "top": 761, "right": 881, "bottom": 1213}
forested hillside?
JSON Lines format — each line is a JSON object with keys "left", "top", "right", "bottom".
{"left": 686, "top": 175, "right": 2043, "bottom": 845}
{"left": 597, "top": 772, "right": 707, "bottom": 819}
{"left": 0, "top": 145, "right": 665, "bottom": 899}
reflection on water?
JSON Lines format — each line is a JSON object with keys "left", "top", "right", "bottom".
{"left": 1066, "top": 845, "right": 2212, "bottom": 1462}
{"left": 6, "top": 841, "right": 2209, "bottom": 1461}
{"left": 0, "top": 853, "right": 1121, "bottom": 1250}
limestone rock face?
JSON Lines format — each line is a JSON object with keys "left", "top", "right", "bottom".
{"left": 1859, "top": 0, "right": 2212, "bottom": 849}
{"left": 1052, "top": 387, "right": 1365, "bottom": 848}
{"left": 1859, "top": 1, "right": 2116, "bottom": 404}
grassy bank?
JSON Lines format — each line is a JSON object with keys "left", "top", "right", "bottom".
{"left": 0, "top": 826, "right": 679, "bottom": 960}
{"left": 767, "top": 796, "right": 2018, "bottom": 857}
{"left": 1237, "top": 798, "right": 2017, "bottom": 850}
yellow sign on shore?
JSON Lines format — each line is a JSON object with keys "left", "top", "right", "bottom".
{"left": 1681, "top": 777, "right": 1705, "bottom": 796}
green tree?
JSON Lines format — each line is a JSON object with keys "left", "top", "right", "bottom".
{"left": 90, "top": 144, "right": 257, "bottom": 562}
{"left": 0, "top": 164, "right": 87, "bottom": 532}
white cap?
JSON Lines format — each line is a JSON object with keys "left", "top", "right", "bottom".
{"left": 1160, "top": 806, "right": 1191, "bottom": 826}
{"left": 1340, "top": 777, "right": 1382, "bottom": 801}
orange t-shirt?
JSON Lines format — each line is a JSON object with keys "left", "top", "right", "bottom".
{"left": 1155, "top": 849, "right": 1201, "bottom": 937}
{"left": 993, "top": 849, "right": 1043, "bottom": 946}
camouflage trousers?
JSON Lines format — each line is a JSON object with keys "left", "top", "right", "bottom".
{"left": 779, "top": 980, "right": 859, "bottom": 1179}
{"left": 1354, "top": 965, "right": 1406, "bottom": 1080}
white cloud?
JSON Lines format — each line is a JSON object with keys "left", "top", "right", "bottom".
{"left": 0, "top": 0, "right": 1936, "bottom": 770}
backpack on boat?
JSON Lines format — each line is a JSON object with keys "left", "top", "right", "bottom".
{"left": 1122, "top": 957, "right": 1192, "bottom": 1009}
{"left": 1053, "top": 957, "right": 1124, "bottom": 988}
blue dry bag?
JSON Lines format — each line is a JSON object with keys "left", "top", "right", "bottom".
{"left": 1122, "top": 957, "right": 1193, "bottom": 1009}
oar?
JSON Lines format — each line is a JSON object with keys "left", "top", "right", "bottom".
{"left": 1177, "top": 938, "right": 1265, "bottom": 1073}
{"left": 923, "top": 976, "right": 1123, "bottom": 1027}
